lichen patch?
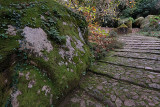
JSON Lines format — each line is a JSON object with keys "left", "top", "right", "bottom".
{"left": 63, "top": 22, "right": 67, "bottom": 25}
{"left": 11, "top": 90, "right": 22, "bottom": 107}
{"left": 42, "top": 85, "right": 51, "bottom": 96}
{"left": 78, "top": 27, "right": 85, "bottom": 42}
{"left": 19, "top": 72, "right": 24, "bottom": 77}
{"left": 28, "top": 80, "right": 36, "bottom": 88}
{"left": 19, "top": 27, "right": 53, "bottom": 61}
{"left": 6, "top": 25, "right": 17, "bottom": 36}
{"left": 59, "top": 36, "right": 75, "bottom": 63}
{"left": 58, "top": 61, "right": 64, "bottom": 66}
{"left": 74, "top": 37, "right": 85, "bottom": 52}
{"left": 25, "top": 72, "right": 30, "bottom": 80}
{"left": 40, "top": 15, "right": 46, "bottom": 21}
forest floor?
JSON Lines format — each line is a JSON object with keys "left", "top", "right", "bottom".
{"left": 59, "top": 32, "right": 160, "bottom": 107}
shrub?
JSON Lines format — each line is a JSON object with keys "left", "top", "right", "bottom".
{"left": 100, "top": 15, "right": 118, "bottom": 27}
{"left": 89, "top": 37, "right": 123, "bottom": 60}
{"left": 121, "top": 0, "right": 160, "bottom": 18}
{"left": 149, "top": 15, "right": 160, "bottom": 30}
{"left": 121, "top": 8, "right": 135, "bottom": 18}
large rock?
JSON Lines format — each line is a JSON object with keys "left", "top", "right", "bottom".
{"left": 113, "top": 24, "right": 132, "bottom": 34}
{"left": 134, "top": 17, "right": 144, "bottom": 27}
{"left": 134, "top": 15, "right": 160, "bottom": 29}
{"left": 117, "top": 24, "right": 128, "bottom": 34}
{"left": 0, "top": 0, "right": 90, "bottom": 106}
{"left": 140, "top": 15, "right": 154, "bottom": 28}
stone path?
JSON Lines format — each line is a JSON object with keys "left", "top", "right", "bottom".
{"left": 59, "top": 34, "right": 160, "bottom": 107}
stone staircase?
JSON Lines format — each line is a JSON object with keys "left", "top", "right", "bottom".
{"left": 59, "top": 34, "right": 160, "bottom": 107}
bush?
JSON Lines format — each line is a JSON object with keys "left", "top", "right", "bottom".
{"left": 100, "top": 15, "right": 118, "bottom": 27}
{"left": 121, "top": 0, "right": 160, "bottom": 18}
{"left": 141, "top": 15, "right": 160, "bottom": 31}
{"left": 89, "top": 37, "right": 123, "bottom": 60}
{"left": 149, "top": 15, "right": 160, "bottom": 30}
{"left": 121, "top": 8, "right": 135, "bottom": 18}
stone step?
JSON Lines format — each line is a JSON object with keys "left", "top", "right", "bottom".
{"left": 122, "top": 41, "right": 160, "bottom": 43}
{"left": 119, "top": 39, "right": 160, "bottom": 41}
{"left": 120, "top": 35, "right": 157, "bottom": 38}
{"left": 125, "top": 45, "right": 160, "bottom": 47}
{"left": 119, "top": 36, "right": 160, "bottom": 40}
{"left": 120, "top": 39, "right": 160, "bottom": 41}
{"left": 122, "top": 42, "right": 160, "bottom": 44}
{"left": 123, "top": 47, "right": 160, "bottom": 50}
{"left": 80, "top": 73, "right": 160, "bottom": 107}
{"left": 100, "top": 56, "right": 160, "bottom": 72}
{"left": 125, "top": 43, "right": 160, "bottom": 45}
{"left": 115, "top": 49, "right": 160, "bottom": 54}
{"left": 112, "top": 52, "right": 160, "bottom": 61}
{"left": 90, "top": 62, "right": 160, "bottom": 90}
{"left": 119, "top": 37, "right": 159, "bottom": 39}
{"left": 59, "top": 90, "right": 105, "bottom": 107}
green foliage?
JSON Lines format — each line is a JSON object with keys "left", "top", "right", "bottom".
{"left": 0, "top": 33, "right": 8, "bottom": 39}
{"left": 48, "top": 27, "right": 66, "bottom": 44}
{"left": 121, "top": 0, "right": 160, "bottom": 18}
{"left": 53, "top": 9, "right": 62, "bottom": 18}
{"left": 129, "top": 17, "right": 134, "bottom": 22}
{"left": 121, "top": 7, "right": 135, "bottom": 18}
{"left": 140, "top": 15, "right": 160, "bottom": 37}
{"left": 149, "top": 15, "right": 160, "bottom": 30}
{"left": 141, "top": 15, "right": 160, "bottom": 32}
{"left": 140, "top": 31, "right": 160, "bottom": 38}
{"left": 89, "top": 37, "right": 123, "bottom": 60}
{"left": 101, "top": 15, "right": 118, "bottom": 27}
{"left": 0, "top": 36, "right": 20, "bottom": 72}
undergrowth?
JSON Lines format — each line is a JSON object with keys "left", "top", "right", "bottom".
{"left": 88, "top": 28, "right": 123, "bottom": 60}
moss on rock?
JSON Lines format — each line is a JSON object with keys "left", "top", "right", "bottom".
{"left": 134, "top": 17, "right": 144, "bottom": 27}
{"left": 0, "top": 0, "right": 90, "bottom": 106}
{"left": 140, "top": 15, "right": 154, "bottom": 29}
{"left": 0, "top": 36, "right": 20, "bottom": 72}
{"left": 117, "top": 24, "right": 128, "bottom": 34}
{"left": 118, "top": 18, "right": 133, "bottom": 28}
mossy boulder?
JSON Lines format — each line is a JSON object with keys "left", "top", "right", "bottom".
{"left": 140, "top": 15, "right": 154, "bottom": 28}
{"left": 117, "top": 24, "right": 129, "bottom": 34}
{"left": 0, "top": 0, "right": 90, "bottom": 106}
{"left": 133, "top": 17, "right": 144, "bottom": 27}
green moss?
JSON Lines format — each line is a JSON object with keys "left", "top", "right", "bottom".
{"left": 21, "top": 7, "right": 42, "bottom": 28}
{"left": 0, "top": 0, "right": 90, "bottom": 106}
{"left": 29, "top": 45, "right": 90, "bottom": 105}
{"left": 103, "top": 55, "right": 117, "bottom": 62}
{"left": 0, "top": 36, "right": 20, "bottom": 72}
{"left": 119, "top": 18, "right": 133, "bottom": 28}
{"left": 25, "top": 31, "right": 90, "bottom": 105}
{"left": 11, "top": 63, "right": 55, "bottom": 106}
{"left": 0, "top": 71, "right": 12, "bottom": 106}
{"left": 126, "top": 20, "right": 132, "bottom": 28}
{"left": 118, "top": 24, "right": 128, "bottom": 28}
{"left": 0, "top": 0, "right": 42, "bottom": 6}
